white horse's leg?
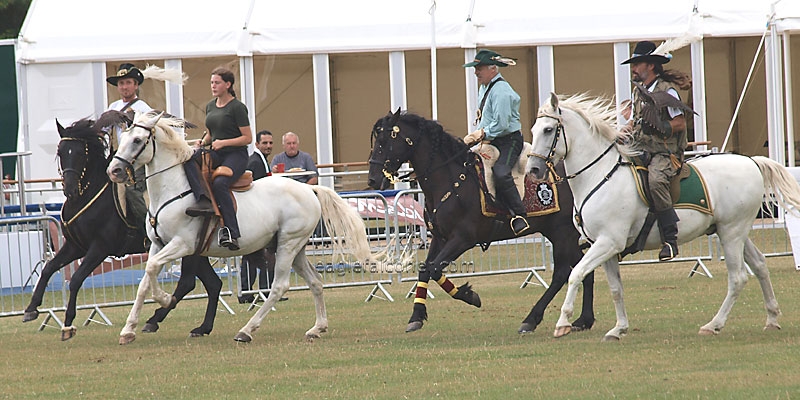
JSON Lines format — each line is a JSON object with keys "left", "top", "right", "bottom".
{"left": 291, "top": 255, "right": 328, "bottom": 339}
{"left": 145, "top": 238, "right": 191, "bottom": 308}
{"left": 742, "top": 238, "right": 781, "bottom": 331}
{"left": 119, "top": 272, "right": 150, "bottom": 344}
{"left": 699, "top": 232, "right": 748, "bottom": 335}
{"left": 119, "top": 239, "right": 189, "bottom": 345}
{"left": 235, "top": 237, "right": 305, "bottom": 343}
{"left": 555, "top": 236, "right": 620, "bottom": 338}
{"left": 600, "top": 257, "right": 629, "bottom": 341}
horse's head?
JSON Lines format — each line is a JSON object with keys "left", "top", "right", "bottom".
{"left": 527, "top": 93, "right": 566, "bottom": 180}
{"left": 106, "top": 111, "right": 163, "bottom": 183}
{"left": 368, "top": 108, "right": 412, "bottom": 190}
{"left": 56, "top": 118, "right": 107, "bottom": 199}
{"left": 528, "top": 92, "right": 631, "bottom": 181}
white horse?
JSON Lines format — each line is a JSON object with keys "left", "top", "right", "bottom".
{"left": 526, "top": 93, "right": 800, "bottom": 341}
{"left": 107, "top": 111, "right": 381, "bottom": 344}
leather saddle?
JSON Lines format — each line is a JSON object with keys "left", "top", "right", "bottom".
{"left": 469, "top": 141, "right": 531, "bottom": 200}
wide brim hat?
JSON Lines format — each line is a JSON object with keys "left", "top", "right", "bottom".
{"left": 463, "top": 49, "right": 517, "bottom": 68}
{"left": 621, "top": 41, "right": 671, "bottom": 65}
{"left": 106, "top": 63, "right": 144, "bottom": 86}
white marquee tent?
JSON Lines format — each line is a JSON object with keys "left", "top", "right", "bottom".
{"left": 12, "top": 0, "right": 800, "bottom": 191}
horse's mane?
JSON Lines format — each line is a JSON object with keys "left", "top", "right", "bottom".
{"left": 134, "top": 111, "right": 194, "bottom": 163}
{"left": 545, "top": 93, "right": 638, "bottom": 157}
{"left": 394, "top": 112, "right": 468, "bottom": 157}
{"left": 63, "top": 118, "right": 109, "bottom": 154}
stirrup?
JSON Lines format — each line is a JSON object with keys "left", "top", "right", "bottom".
{"left": 510, "top": 215, "right": 530, "bottom": 236}
{"left": 218, "top": 227, "right": 234, "bottom": 247}
{"left": 658, "top": 242, "right": 678, "bottom": 261}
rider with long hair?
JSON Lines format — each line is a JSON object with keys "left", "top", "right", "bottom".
{"left": 185, "top": 67, "right": 252, "bottom": 250}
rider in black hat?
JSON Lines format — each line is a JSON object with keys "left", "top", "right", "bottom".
{"left": 622, "top": 41, "right": 690, "bottom": 261}
{"left": 106, "top": 63, "right": 151, "bottom": 241}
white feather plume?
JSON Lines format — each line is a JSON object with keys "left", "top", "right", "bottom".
{"left": 141, "top": 64, "right": 188, "bottom": 85}
{"left": 652, "top": 16, "right": 703, "bottom": 58}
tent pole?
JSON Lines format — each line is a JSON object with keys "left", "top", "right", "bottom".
{"left": 429, "top": 0, "right": 438, "bottom": 120}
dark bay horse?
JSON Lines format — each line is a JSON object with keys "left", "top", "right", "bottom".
{"left": 368, "top": 110, "right": 594, "bottom": 333}
{"left": 22, "top": 116, "right": 221, "bottom": 340}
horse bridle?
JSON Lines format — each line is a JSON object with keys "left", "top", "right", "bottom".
{"left": 369, "top": 122, "right": 469, "bottom": 185}
{"left": 529, "top": 108, "right": 628, "bottom": 236}
{"left": 369, "top": 124, "right": 415, "bottom": 185}
{"left": 112, "top": 123, "right": 157, "bottom": 185}
{"left": 58, "top": 137, "right": 94, "bottom": 197}
{"left": 528, "top": 109, "right": 617, "bottom": 182}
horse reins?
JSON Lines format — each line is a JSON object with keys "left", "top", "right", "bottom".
{"left": 530, "top": 109, "right": 630, "bottom": 238}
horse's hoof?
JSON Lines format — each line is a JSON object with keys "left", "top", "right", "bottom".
{"left": 305, "top": 332, "right": 321, "bottom": 342}
{"left": 453, "top": 283, "right": 481, "bottom": 308}
{"left": 142, "top": 323, "right": 159, "bottom": 333}
{"left": 571, "top": 318, "right": 594, "bottom": 332}
{"left": 553, "top": 325, "right": 572, "bottom": 338}
{"left": 602, "top": 335, "right": 620, "bottom": 342}
{"left": 22, "top": 310, "right": 39, "bottom": 323}
{"left": 764, "top": 323, "right": 781, "bottom": 331}
{"left": 698, "top": 328, "right": 718, "bottom": 336}
{"left": 60, "top": 326, "right": 77, "bottom": 341}
{"left": 518, "top": 322, "right": 536, "bottom": 334}
{"left": 233, "top": 332, "right": 252, "bottom": 343}
{"left": 570, "top": 325, "right": 588, "bottom": 332}
{"left": 189, "top": 327, "right": 211, "bottom": 338}
{"left": 119, "top": 333, "right": 136, "bottom": 345}
{"left": 406, "top": 321, "right": 424, "bottom": 333}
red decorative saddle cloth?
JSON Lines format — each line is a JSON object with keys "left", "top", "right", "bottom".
{"left": 473, "top": 156, "right": 560, "bottom": 218}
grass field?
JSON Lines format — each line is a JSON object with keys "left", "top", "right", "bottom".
{"left": 1, "top": 256, "right": 799, "bottom": 399}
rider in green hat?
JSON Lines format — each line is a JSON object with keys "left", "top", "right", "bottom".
{"left": 463, "top": 49, "right": 529, "bottom": 236}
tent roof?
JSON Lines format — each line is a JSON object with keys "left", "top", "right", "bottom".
{"left": 16, "top": 0, "right": 800, "bottom": 64}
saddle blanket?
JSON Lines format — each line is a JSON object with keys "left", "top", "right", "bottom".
{"left": 474, "top": 155, "right": 560, "bottom": 218}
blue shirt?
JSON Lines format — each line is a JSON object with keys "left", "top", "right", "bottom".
{"left": 477, "top": 73, "right": 522, "bottom": 140}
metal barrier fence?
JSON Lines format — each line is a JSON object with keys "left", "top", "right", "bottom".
{"left": 1, "top": 169, "right": 794, "bottom": 334}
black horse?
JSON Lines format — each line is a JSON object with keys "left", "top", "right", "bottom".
{"left": 368, "top": 110, "right": 594, "bottom": 333}
{"left": 22, "top": 116, "right": 222, "bottom": 340}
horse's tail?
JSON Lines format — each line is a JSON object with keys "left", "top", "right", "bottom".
{"left": 752, "top": 156, "right": 800, "bottom": 215}
{"left": 310, "top": 186, "right": 391, "bottom": 271}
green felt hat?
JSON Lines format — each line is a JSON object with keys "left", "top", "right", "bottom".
{"left": 463, "top": 49, "right": 517, "bottom": 68}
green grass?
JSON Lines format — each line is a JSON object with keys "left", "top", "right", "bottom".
{"left": 2, "top": 257, "right": 800, "bottom": 399}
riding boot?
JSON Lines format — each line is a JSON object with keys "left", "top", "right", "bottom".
{"left": 218, "top": 226, "right": 239, "bottom": 250}
{"left": 184, "top": 155, "right": 215, "bottom": 217}
{"left": 186, "top": 195, "right": 214, "bottom": 217}
{"left": 656, "top": 208, "right": 679, "bottom": 261}
{"left": 499, "top": 184, "right": 530, "bottom": 236}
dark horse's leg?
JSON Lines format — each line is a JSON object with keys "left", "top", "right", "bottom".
{"left": 519, "top": 233, "right": 595, "bottom": 333}
{"left": 61, "top": 247, "right": 111, "bottom": 341}
{"left": 142, "top": 255, "right": 221, "bottom": 337}
{"left": 407, "top": 237, "right": 482, "bottom": 333}
{"left": 23, "top": 241, "right": 85, "bottom": 323}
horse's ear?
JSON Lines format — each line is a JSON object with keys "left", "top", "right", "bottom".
{"left": 549, "top": 92, "right": 559, "bottom": 110}
{"left": 389, "top": 107, "right": 402, "bottom": 124}
{"left": 56, "top": 119, "right": 66, "bottom": 138}
{"left": 140, "top": 111, "right": 165, "bottom": 130}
